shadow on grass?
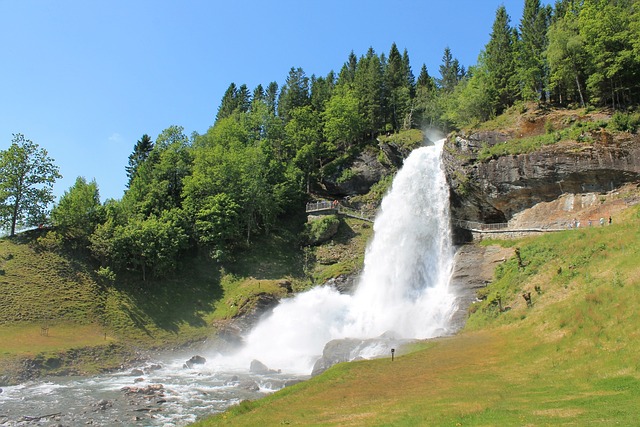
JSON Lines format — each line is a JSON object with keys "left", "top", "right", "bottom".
{"left": 115, "top": 255, "right": 223, "bottom": 334}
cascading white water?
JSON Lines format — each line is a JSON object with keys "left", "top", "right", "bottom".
{"left": 215, "top": 139, "right": 457, "bottom": 374}
{"left": 0, "top": 139, "right": 458, "bottom": 426}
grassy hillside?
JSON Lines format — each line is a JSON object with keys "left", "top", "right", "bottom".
{"left": 193, "top": 197, "right": 640, "bottom": 426}
{"left": 0, "top": 216, "right": 373, "bottom": 383}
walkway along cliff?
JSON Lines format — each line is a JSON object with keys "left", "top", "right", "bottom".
{"left": 442, "top": 129, "right": 640, "bottom": 242}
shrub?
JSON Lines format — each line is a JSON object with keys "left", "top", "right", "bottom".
{"left": 610, "top": 111, "right": 640, "bottom": 133}
{"left": 303, "top": 215, "right": 340, "bottom": 246}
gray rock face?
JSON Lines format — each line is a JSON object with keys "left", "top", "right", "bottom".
{"left": 249, "top": 359, "right": 280, "bottom": 374}
{"left": 320, "top": 149, "right": 389, "bottom": 197}
{"left": 443, "top": 131, "right": 640, "bottom": 229}
{"left": 311, "top": 332, "right": 413, "bottom": 376}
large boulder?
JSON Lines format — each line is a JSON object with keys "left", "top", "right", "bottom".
{"left": 249, "top": 359, "right": 280, "bottom": 375}
{"left": 311, "top": 332, "right": 413, "bottom": 376}
{"left": 183, "top": 355, "right": 206, "bottom": 369}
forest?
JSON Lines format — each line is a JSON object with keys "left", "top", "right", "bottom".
{"left": 1, "top": 0, "right": 639, "bottom": 282}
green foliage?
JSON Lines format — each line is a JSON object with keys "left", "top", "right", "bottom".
{"left": 125, "top": 134, "right": 154, "bottom": 188}
{"left": 377, "top": 128, "right": 424, "bottom": 149}
{"left": 51, "top": 177, "right": 102, "bottom": 245}
{"left": 0, "top": 134, "right": 61, "bottom": 236}
{"left": 477, "top": 117, "right": 608, "bottom": 160}
{"left": 485, "top": 5, "right": 518, "bottom": 114}
{"left": 303, "top": 215, "right": 340, "bottom": 246}
{"left": 609, "top": 111, "right": 640, "bottom": 133}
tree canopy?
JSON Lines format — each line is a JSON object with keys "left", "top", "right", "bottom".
{"left": 37, "top": 0, "right": 640, "bottom": 282}
{"left": 0, "top": 134, "right": 61, "bottom": 236}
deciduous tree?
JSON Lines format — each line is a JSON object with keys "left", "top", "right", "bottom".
{"left": 0, "top": 134, "right": 61, "bottom": 236}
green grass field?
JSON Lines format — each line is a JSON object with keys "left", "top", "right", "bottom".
{"left": 193, "top": 203, "right": 640, "bottom": 426}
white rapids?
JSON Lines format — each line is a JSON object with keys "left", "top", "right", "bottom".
{"left": 209, "top": 138, "right": 457, "bottom": 374}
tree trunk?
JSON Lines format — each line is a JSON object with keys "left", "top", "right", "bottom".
{"left": 575, "top": 74, "right": 585, "bottom": 108}
{"left": 10, "top": 191, "right": 21, "bottom": 237}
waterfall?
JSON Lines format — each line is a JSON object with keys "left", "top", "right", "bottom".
{"left": 214, "top": 139, "right": 456, "bottom": 374}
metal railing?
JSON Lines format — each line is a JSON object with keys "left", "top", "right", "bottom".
{"left": 305, "top": 201, "right": 336, "bottom": 213}
{"left": 306, "top": 201, "right": 374, "bottom": 222}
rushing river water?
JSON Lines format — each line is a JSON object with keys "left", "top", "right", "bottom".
{"left": 0, "top": 139, "right": 457, "bottom": 426}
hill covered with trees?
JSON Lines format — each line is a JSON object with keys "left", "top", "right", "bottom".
{"left": 1, "top": 0, "right": 638, "bottom": 284}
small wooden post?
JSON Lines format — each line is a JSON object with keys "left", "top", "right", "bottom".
{"left": 391, "top": 348, "right": 395, "bottom": 361}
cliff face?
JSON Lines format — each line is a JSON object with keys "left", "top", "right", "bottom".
{"left": 442, "top": 131, "right": 640, "bottom": 224}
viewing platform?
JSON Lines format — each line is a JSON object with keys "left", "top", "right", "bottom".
{"left": 305, "top": 201, "right": 374, "bottom": 223}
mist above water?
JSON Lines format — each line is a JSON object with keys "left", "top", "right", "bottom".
{"left": 0, "top": 140, "right": 458, "bottom": 426}
{"left": 214, "top": 139, "right": 457, "bottom": 374}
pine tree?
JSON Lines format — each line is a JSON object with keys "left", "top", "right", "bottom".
{"left": 438, "top": 47, "right": 463, "bottom": 93}
{"left": 384, "top": 43, "right": 410, "bottom": 131}
{"left": 237, "top": 84, "right": 252, "bottom": 113}
{"left": 126, "top": 134, "right": 154, "bottom": 188}
{"left": 277, "top": 67, "right": 310, "bottom": 122}
{"left": 417, "top": 64, "right": 436, "bottom": 92}
{"left": 485, "top": 6, "right": 518, "bottom": 113}
{"left": 216, "top": 83, "right": 239, "bottom": 122}
{"left": 518, "top": 0, "right": 551, "bottom": 102}
{"left": 402, "top": 48, "right": 416, "bottom": 98}
{"left": 337, "top": 51, "right": 358, "bottom": 87}
{"left": 265, "top": 82, "right": 279, "bottom": 114}
{"left": 354, "top": 48, "right": 384, "bottom": 137}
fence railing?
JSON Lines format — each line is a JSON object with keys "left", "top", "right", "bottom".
{"left": 305, "top": 200, "right": 337, "bottom": 213}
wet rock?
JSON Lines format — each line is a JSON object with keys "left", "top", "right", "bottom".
{"left": 144, "top": 364, "right": 162, "bottom": 373}
{"left": 239, "top": 380, "right": 260, "bottom": 391}
{"left": 183, "top": 355, "right": 206, "bottom": 369}
{"left": 277, "top": 280, "right": 293, "bottom": 293}
{"left": 249, "top": 359, "right": 280, "bottom": 374}
{"left": 121, "top": 384, "right": 164, "bottom": 396}
{"left": 130, "top": 369, "right": 144, "bottom": 376}
{"left": 93, "top": 399, "right": 113, "bottom": 411}
{"left": 134, "top": 377, "right": 144, "bottom": 383}
{"left": 312, "top": 333, "right": 413, "bottom": 376}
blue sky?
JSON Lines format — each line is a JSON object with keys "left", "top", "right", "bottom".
{"left": 1, "top": 0, "right": 539, "bottom": 202}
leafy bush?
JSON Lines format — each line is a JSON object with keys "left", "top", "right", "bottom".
{"left": 610, "top": 111, "right": 640, "bottom": 133}
{"left": 303, "top": 215, "right": 340, "bottom": 246}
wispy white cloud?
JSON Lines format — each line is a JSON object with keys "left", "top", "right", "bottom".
{"left": 108, "top": 132, "right": 122, "bottom": 143}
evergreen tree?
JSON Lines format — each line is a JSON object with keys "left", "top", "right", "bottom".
{"left": 277, "top": 67, "right": 310, "bottom": 122}
{"left": 310, "top": 73, "right": 335, "bottom": 113}
{"left": 518, "top": 0, "right": 551, "bottom": 102}
{"left": 265, "top": 81, "right": 279, "bottom": 114}
{"left": 438, "top": 47, "right": 463, "bottom": 93}
{"left": 337, "top": 51, "right": 358, "bottom": 86}
{"left": 126, "top": 134, "right": 154, "bottom": 188}
{"left": 485, "top": 6, "right": 518, "bottom": 113}
{"left": 414, "top": 64, "right": 440, "bottom": 128}
{"left": 384, "top": 42, "right": 411, "bottom": 131}
{"left": 216, "top": 82, "right": 239, "bottom": 122}
{"left": 402, "top": 48, "right": 416, "bottom": 98}
{"left": 237, "top": 84, "right": 252, "bottom": 113}
{"left": 354, "top": 48, "right": 384, "bottom": 137}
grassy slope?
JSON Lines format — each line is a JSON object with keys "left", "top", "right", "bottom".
{"left": 0, "top": 216, "right": 373, "bottom": 381}
{"left": 193, "top": 200, "right": 640, "bottom": 426}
